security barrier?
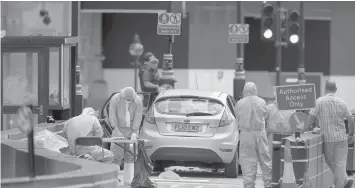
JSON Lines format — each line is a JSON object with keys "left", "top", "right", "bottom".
{"left": 280, "top": 133, "right": 333, "bottom": 188}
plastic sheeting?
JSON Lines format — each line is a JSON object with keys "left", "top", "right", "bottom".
{"left": 23, "top": 129, "right": 69, "bottom": 152}
{"left": 131, "top": 140, "right": 157, "bottom": 188}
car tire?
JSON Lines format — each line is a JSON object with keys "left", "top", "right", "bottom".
{"left": 225, "top": 151, "right": 238, "bottom": 178}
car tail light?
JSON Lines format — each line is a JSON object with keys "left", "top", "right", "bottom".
{"left": 219, "top": 109, "right": 233, "bottom": 127}
{"left": 145, "top": 107, "right": 156, "bottom": 124}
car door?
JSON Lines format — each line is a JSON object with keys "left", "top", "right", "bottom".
{"left": 227, "top": 95, "right": 237, "bottom": 118}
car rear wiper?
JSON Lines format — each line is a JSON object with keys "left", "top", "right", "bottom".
{"left": 185, "top": 112, "right": 213, "bottom": 117}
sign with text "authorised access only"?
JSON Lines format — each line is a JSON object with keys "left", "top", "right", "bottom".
{"left": 276, "top": 84, "right": 316, "bottom": 110}
{"left": 157, "top": 12, "right": 181, "bottom": 36}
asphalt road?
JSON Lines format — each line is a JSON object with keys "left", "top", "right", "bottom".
{"left": 118, "top": 166, "right": 355, "bottom": 188}
{"left": 118, "top": 166, "right": 266, "bottom": 188}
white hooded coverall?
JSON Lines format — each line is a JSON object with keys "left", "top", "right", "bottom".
{"left": 235, "top": 82, "right": 272, "bottom": 188}
{"left": 109, "top": 87, "right": 143, "bottom": 165}
{"left": 63, "top": 107, "right": 114, "bottom": 163}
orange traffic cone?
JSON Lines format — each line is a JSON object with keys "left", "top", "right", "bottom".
{"left": 281, "top": 139, "right": 297, "bottom": 188}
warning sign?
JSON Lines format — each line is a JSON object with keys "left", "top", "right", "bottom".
{"left": 157, "top": 12, "right": 181, "bottom": 36}
{"left": 229, "top": 24, "right": 249, "bottom": 44}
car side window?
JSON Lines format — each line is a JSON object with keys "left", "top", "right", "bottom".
{"left": 226, "top": 97, "right": 236, "bottom": 118}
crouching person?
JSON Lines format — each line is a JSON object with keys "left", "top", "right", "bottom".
{"left": 63, "top": 107, "right": 114, "bottom": 163}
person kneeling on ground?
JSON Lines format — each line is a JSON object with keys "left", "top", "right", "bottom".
{"left": 62, "top": 107, "right": 114, "bottom": 163}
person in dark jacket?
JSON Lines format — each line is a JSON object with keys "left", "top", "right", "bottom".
{"left": 139, "top": 52, "right": 161, "bottom": 107}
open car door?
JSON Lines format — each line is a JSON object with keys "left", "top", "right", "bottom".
{"left": 98, "top": 92, "right": 153, "bottom": 138}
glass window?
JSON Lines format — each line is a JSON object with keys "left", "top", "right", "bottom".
{"left": 2, "top": 114, "right": 38, "bottom": 131}
{"left": 49, "top": 47, "right": 60, "bottom": 106}
{"left": 2, "top": 52, "right": 38, "bottom": 106}
{"left": 155, "top": 97, "right": 224, "bottom": 116}
{"left": 63, "top": 46, "right": 71, "bottom": 106}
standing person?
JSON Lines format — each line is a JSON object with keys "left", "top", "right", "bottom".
{"left": 109, "top": 87, "right": 143, "bottom": 168}
{"left": 139, "top": 52, "right": 161, "bottom": 107}
{"left": 265, "top": 92, "right": 295, "bottom": 157}
{"left": 309, "top": 80, "right": 355, "bottom": 188}
{"left": 235, "top": 82, "right": 272, "bottom": 188}
{"left": 63, "top": 107, "right": 114, "bottom": 163}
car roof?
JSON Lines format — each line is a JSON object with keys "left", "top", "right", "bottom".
{"left": 157, "top": 89, "right": 228, "bottom": 100}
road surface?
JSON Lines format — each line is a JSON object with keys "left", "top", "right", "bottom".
{"left": 118, "top": 166, "right": 267, "bottom": 188}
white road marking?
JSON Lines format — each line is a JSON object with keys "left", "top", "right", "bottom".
{"left": 170, "top": 185, "right": 180, "bottom": 188}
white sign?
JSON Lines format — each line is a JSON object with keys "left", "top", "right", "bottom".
{"left": 157, "top": 12, "right": 182, "bottom": 36}
{"left": 229, "top": 24, "right": 249, "bottom": 44}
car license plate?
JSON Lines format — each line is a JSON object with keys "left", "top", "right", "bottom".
{"left": 174, "top": 124, "right": 201, "bottom": 132}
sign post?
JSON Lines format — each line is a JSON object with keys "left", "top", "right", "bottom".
{"left": 17, "top": 106, "right": 36, "bottom": 178}
{"left": 157, "top": 12, "right": 181, "bottom": 36}
{"left": 276, "top": 84, "right": 316, "bottom": 139}
{"left": 157, "top": 12, "right": 181, "bottom": 89}
{"left": 228, "top": 24, "right": 249, "bottom": 44}
{"left": 275, "top": 84, "right": 316, "bottom": 111}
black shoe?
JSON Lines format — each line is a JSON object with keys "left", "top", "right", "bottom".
{"left": 345, "top": 179, "right": 353, "bottom": 188}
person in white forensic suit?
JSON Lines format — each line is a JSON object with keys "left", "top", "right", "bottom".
{"left": 265, "top": 92, "right": 295, "bottom": 158}
{"left": 235, "top": 82, "right": 272, "bottom": 188}
{"left": 109, "top": 87, "right": 143, "bottom": 168}
{"left": 63, "top": 107, "right": 114, "bottom": 163}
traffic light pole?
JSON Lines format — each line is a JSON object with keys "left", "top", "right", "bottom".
{"left": 275, "top": 2, "right": 282, "bottom": 86}
{"left": 297, "top": 2, "right": 306, "bottom": 84}
{"left": 233, "top": 1, "right": 246, "bottom": 101}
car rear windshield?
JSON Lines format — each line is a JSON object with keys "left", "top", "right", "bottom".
{"left": 155, "top": 97, "right": 224, "bottom": 116}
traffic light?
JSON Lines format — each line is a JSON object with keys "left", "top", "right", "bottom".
{"left": 261, "top": 4, "right": 275, "bottom": 41}
{"left": 288, "top": 10, "right": 300, "bottom": 44}
{"left": 280, "top": 8, "right": 288, "bottom": 45}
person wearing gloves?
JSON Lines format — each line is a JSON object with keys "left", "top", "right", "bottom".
{"left": 139, "top": 52, "right": 161, "bottom": 107}
{"left": 63, "top": 107, "right": 114, "bottom": 163}
{"left": 235, "top": 82, "right": 272, "bottom": 188}
{"left": 109, "top": 87, "right": 143, "bottom": 168}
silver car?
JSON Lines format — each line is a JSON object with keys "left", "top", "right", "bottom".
{"left": 139, "top": 89, "right": 239, "bottom": 178}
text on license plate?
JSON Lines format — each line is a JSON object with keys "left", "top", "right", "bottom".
{"left": 174, "top": 124, "right": 202, "bottom": 132}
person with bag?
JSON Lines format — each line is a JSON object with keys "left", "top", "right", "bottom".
{"left": 108, "top": 87, "right": 143, "bottom": 168}
{"left": 62, "top": 107, "right": 114, "bottom": 163}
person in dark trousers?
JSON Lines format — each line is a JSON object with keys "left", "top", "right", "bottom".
{"left": 139, "top": 52, "right": 161, "bottom": 107}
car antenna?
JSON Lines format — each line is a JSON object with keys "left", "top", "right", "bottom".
{"left": 195, "top": 75, "right": 199, "bottom": 89}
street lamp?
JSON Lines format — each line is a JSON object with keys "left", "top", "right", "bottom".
{"left": 129, "top": 33, "right": 144, "bottom": 91}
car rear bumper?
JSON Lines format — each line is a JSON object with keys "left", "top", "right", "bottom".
{"left": 140, "top": 123, "right": 238, "bottom": 164}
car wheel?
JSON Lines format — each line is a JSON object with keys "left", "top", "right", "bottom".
{"left": 225, "top": 151, "right": 238, "bottom": 178}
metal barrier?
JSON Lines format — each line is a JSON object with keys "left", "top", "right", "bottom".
{"left": 279, "top": 134, "right": 333, "bottom": 188}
